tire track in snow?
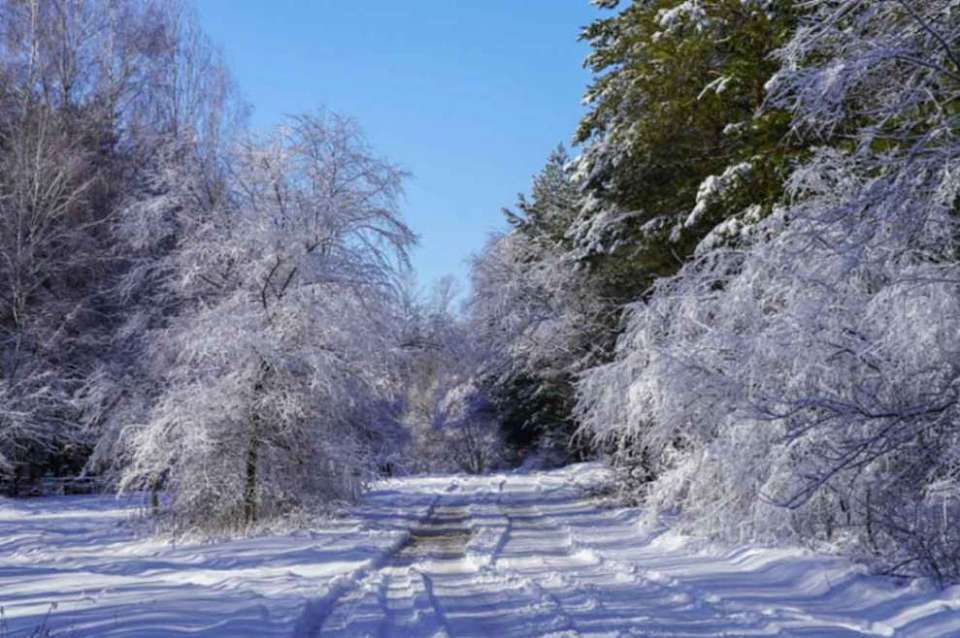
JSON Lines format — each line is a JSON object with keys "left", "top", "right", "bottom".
{"left": 357, "top": 476, "right": 582, "bottom": 637}
{"left": 427, "top": 494, "right": 584, "bottom": 638}
{"left": 490, "top": 476, "right": 754, "bottom": 637}
{"left": 481, "top": 480, "right": 597, "bottom": 636}
{"left": 311, "top": 494, "right": 470, "bottom": 636}
{"left": 292, "top": 482, "right": 451, "bottom": 638}
{"left": 485, "top": 489, "right": 512, "bottom": 569}
{"left": 301, "top": 469, "right": 935, "bottom": 637}
{"left": 415, "top": 569, "right": 456, "bottom": 637}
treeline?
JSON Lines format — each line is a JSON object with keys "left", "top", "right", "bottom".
{"left": 0, "top": 0, "right": 504, "bottom": 532}
{"left": 467, "top": 0, "right": 960, "bottom": 583}
{"left": 0, "top": 0, "right": 239, "bottom": 494}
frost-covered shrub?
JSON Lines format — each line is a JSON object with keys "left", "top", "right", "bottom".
{"left": 435, "top": 382, "right": 503, "bottom": 475}
{"left": 404, "top": 370, "right": 503, "bottom": 476}
{"left": 578, "top": 0, "right": 960, "bottom": 582}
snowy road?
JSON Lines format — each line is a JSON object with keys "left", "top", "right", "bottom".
{"left": 2, "top": 465, "right": 960, "bottom": 636}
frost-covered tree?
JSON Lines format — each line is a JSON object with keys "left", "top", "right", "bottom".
{"left": 432, "top": 380, "right": 501, "bottom": 475}
{"left": 115, "top": 112, "right": 415, "bottom": 530}
{"left": 460, "top": 2, "right": 802, "bottom": 466}
{"left": 579, "top": 0, "right": 960, "bottom": 582}
{"left": 0, "top": 0, "right": 224, "bottom": 489}
{"left": 469, "top": 150, "right": 609, "bottom": 460}
{"left": 0, "top": 103, "right": 98, "bottom": 483}
{"left": 391, "top": 277, "right": 503, "bottom": 475}
{"left": 78, "top": 2, "right": 240, "bottom": 486}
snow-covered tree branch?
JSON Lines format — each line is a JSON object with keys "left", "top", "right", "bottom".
{"left": 578, "top": 0, "right": 960, "bottom": 582}
{"left": 113, "top": 112, "right": 415, "bottom": 530}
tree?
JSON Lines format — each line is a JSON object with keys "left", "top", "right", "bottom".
{"left": 463, "top": 2, "right": 803, "bottom": 465}
{"left": 577, "top": 0, "right": 960, "bottom": 582}
{"left": 0, "top": 0, "right": 239, "bottom": 492}
{"left": 115, "top": 112, "right": 415, "bottom": 530}
{"left": 572, "top": 0, "right": 798, "bottom": 301}
{"left": 0, "top": 101, "right": 98, "bottom": 482}
{"left": 468, "top": 150, "right": 609, "bottom": 460}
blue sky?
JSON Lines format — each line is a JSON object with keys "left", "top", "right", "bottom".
{"left": 195, "top": 1, "right": 601, "bottom": 295}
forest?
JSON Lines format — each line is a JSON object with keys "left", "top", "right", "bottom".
{"left": 3, "top": 0, "right": 960, "bottom": 595}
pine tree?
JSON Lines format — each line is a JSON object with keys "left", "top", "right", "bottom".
{"left": 572, "top": 0, "right": 799, "bottom": 301}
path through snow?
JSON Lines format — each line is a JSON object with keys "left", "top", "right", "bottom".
{"left": 2, "top": 464, "right": 960, "bottom": 636}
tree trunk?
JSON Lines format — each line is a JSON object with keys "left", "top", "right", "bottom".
{"left": 245, "top": 360, "right": 269, "bottom": 525}
{"left": 243, "top": 428, "right": 260, "bottom": 525}
{"left": 11, "top": 464, "right": 20, "bottom": 497}
{"left": 149, "top": 476, "right": 160, "bottom": 514}
{"left": 149, "top": 490, "right": 159, "bottom": 513}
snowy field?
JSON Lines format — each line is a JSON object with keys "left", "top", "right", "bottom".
{"left": 2, "top": 464, "right": 960, "bottom": 637}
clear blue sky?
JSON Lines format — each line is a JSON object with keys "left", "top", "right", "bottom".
{"left": 194, "top": 1, "right": 600, "bottom": 294}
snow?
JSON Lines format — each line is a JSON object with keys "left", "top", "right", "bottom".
{"left": 2, "top": 465, "right": 960, "bottom": 636}
{"left": 697, "top": 76, "right": 733, "bottom": 101}
{"left": 657, "top": 1, "right": 709, "bottom": 33}
{"left": 683, "top": 162, "right": 752, "bottom": 230}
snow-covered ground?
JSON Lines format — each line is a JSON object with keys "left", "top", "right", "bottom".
{"left": 2, "top": 464, "right": 959, "bottom": 637}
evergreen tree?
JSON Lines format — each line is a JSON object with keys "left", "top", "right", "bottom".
{"left": 470, "top": 147, "right": 608, "bottom": 462}
{"left": 471, "top": 1, "right": 804, "bottom": 464}
{"left": 572, "top": 0, "right": 799, "bottom": 301}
